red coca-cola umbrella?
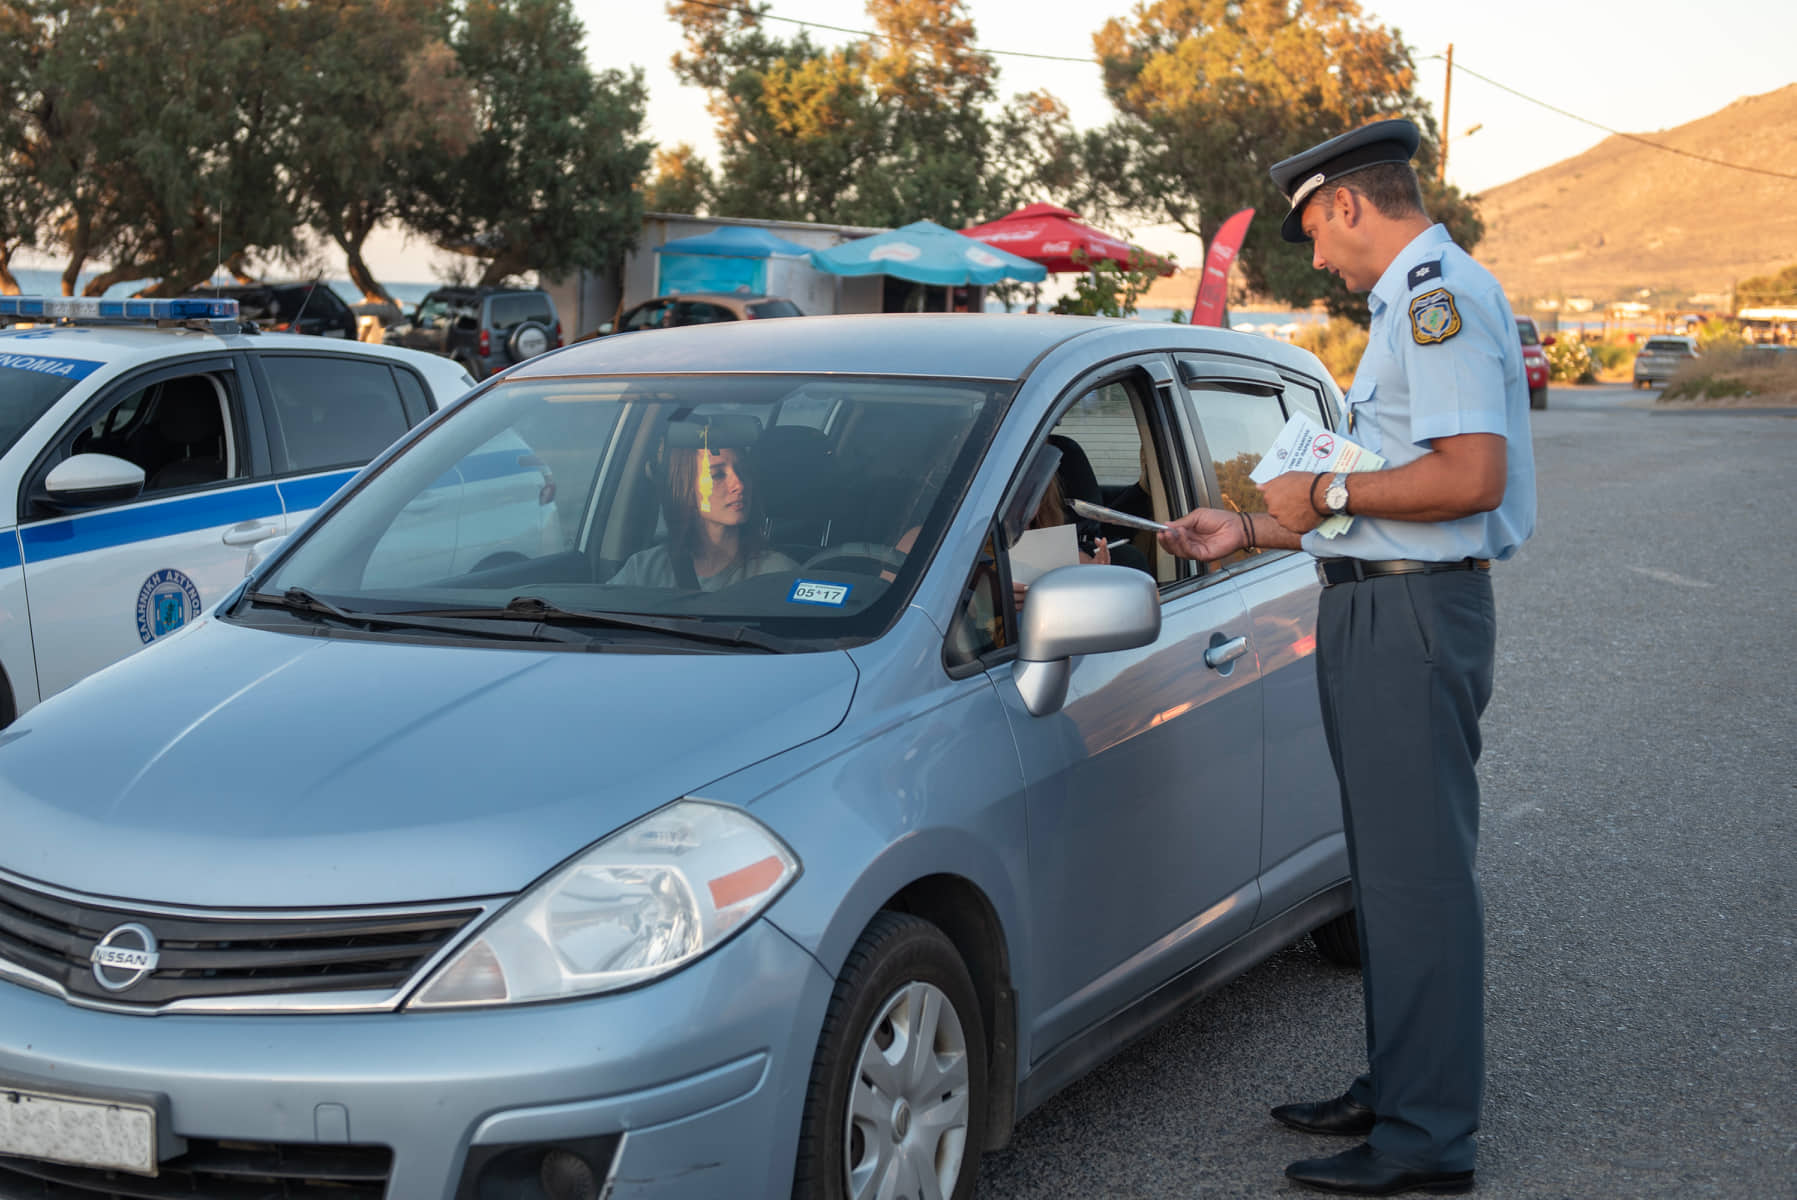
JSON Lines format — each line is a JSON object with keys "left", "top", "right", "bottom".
{"left": 961, "top": 203, "right": 1174, "bottom": 275}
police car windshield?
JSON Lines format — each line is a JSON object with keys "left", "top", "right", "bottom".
{"left": 255, "top": 373, "right": 1007, "bottom": 649}
{"left": 0, "top": 351, "right": 96, "bottom": 457}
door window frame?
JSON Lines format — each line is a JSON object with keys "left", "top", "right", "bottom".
{"left": 246, "top": 351, "right": 423, "bottom": 479}
{"left": 18, "top": 354, "right": 263, "bottom": 523}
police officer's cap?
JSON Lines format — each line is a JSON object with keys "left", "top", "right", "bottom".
{"left": 1269, "top": 118, "right": 1421, "bottom": 244}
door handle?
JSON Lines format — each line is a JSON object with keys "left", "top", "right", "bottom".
{"left": 222, "top": 520, "right": 280, "bottom": 546}
{"left": 1204, "top": 635, "right": 1249, "bottom": 670}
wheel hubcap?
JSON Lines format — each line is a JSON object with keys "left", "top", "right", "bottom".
{"left": 844, "top": 980, "right": 970, "bottom": 1200}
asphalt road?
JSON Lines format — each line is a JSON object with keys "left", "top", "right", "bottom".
{"left": 975, "top": 382, "right": 1796, "bottom": 1198}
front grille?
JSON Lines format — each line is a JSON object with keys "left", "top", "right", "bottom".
{"left": 0, "top": 1139, "right": 391, "bottom": 1199}
{"left": 0, "top": 874, "right": 478, "bottom": 1009}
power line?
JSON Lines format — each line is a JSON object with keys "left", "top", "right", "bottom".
{"left": 674, "top": 0, "right": 1092, "bottom": 63}
{"left": 1422, "top": 54, "right": 1797, "bottom": 182}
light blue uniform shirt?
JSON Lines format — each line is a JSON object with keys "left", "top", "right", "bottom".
{"left": 1303, "top": 224, "right": 1536, "bottom": 563}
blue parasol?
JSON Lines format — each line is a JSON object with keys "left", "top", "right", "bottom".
{"left": 810, "top": 220, "right": 1047, "bottom": 285}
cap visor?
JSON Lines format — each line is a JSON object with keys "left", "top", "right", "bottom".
{"left": 1280, "top": 205, "right": 1310, "bottom": 244}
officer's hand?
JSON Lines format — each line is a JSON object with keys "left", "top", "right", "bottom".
{"left": 1261, "top": 470, "right": 1323, "bottom": 534}
{"left": 1158, "top": 508, "right": 1243, "bottom": 561}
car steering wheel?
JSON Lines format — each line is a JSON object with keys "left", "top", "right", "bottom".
{"left": 803, "top": 545, "right": 907, "bottom": 576}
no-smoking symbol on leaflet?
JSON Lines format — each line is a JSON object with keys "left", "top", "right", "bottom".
{"left": 1312, "top": 434, "right": 1335, "bottom": 460}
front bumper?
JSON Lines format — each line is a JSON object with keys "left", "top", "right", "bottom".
{"left": 0, "top": 920, "right": 832, "bottom": 1200}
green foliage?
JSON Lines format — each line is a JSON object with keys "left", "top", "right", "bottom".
{"left": 407, "top": 0, "right": 650, "bottom": 286}
{"left": 1583, "top": 338, "right": 1634, "bottom": 376}
{"left": 644, "top": 143, "right": 713, "bottom": 215}
{"left": 1544, "top": 336, "right": 1594, "bottom": 383}
{"left": 1735, "top": 263, "right": 1797, "bottom": 309}
{"left": 1089, "top": 0, "right": 1482, "bottom": 324}
{"left": 1291, "top": 318, "right": 1369, "bottom": 388}
{"left": 668, "top": 0, "right": 1067, "bottom": 228}
{"left": 1048, "top": 249, "right": 1169, "bottom": 317}
{"left": 1694, "top": 318, "right": 1745, "bottom": 354}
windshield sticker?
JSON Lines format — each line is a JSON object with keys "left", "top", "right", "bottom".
{"left": 136, "top": 568, "right": 202, "bottom": 644}
{"left": 0, "top": 351, "right": 102, "bottom": 380}
{"left": 789, "top": 580, "right": 851, "bottom": 607}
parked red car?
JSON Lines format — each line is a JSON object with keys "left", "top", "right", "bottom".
{"left": 1516, "top": 317, "right": 1554, "bottom": 410}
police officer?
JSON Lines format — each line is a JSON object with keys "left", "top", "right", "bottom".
{"left": 1158, "top": 119, "right": 1536, "bottom": 1195}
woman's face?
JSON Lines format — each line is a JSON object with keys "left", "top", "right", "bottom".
{"left": 694, "top": 447, "right": 750, "bottom": 527}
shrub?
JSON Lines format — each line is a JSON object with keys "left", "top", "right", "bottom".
{"left": 1291, "top": 318, "right": 1368, "bottom": 389}
{"left": 1544, "top": 336, "right": 1595, "bottom": 383}
{"left": 1585, "top": 338, "right": 1634, "bottom": 376}
{"left": 1695, "top": 319, "right": 1745, "bottom": 355}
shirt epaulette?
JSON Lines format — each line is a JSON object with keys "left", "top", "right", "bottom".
{"left": 1407, "top": 260, "right": 1443, "bottom": 290}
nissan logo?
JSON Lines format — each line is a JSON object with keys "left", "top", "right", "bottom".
{"left": 90, "top": 923, "right": 160, "bottom": 992}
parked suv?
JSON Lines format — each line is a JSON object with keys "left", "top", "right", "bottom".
{"left": 188, "top": 281, "right": 358, "bottom": 339}
{"left": 1515, "top": 316, "right": 1554, "bottom": 410}
{"left": 386, "top": 285, "right": 561, "bottom": 379}
{"left": 1633, "top": 334, "right": 1699, "bottom": 389}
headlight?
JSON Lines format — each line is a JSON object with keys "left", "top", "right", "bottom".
{"left": 408, "top": 800, "right": 798, "bottom": 1009}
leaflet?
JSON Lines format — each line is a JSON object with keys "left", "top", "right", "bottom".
{"left": 1247, "top": 412, "right": 1385, "bottom": 538}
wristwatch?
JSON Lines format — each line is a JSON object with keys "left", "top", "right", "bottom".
{"left": 1324, "top": 472, "right": 1351, "bottom": 516}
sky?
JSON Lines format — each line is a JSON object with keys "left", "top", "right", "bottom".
{"left": 18, "top": 0, "right": 1795, "bottom": 284}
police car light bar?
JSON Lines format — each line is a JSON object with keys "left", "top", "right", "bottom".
{"left": 0, "top": 296, "right": 239, "bottom": 322}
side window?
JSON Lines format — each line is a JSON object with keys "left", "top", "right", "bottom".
{"left": 678, "top": 301, "right": 735, "bottom": 326}
{"left": 624, "top": 300, "right": 671, "bottom": 332}
{"left": 1281, "top": 378, "right": 1330, "bottom": 429}
{"left": 1184, "top": 384, "right": 1291, "bottom": 565}
{"left": 262, "top": 355, "right": 410, "bottom": 474}
{"left": 945, "top": 533, "right": 1008, "bottom": 670}
{"left": 65, "top": 371, "right": 241, "bottom": 498}
{"left": 416, "top": 297, "right": 451, "bottom": 328}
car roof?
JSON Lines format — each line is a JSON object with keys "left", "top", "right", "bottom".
{"left": 0, "top": 323, "right": 462, "bottom": 374}
{"left": 507, "top": 312, "right": 1321, "bottom": 383}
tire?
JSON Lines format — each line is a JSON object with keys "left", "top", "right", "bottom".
{"left": 1529, "top": 385, "right": 1547, "bottom": 411}
{"left": 793, "top": 912, "right": 987, "bottom": 1200}
{"left": 505, "top": 320, "right": 551, "bottom": 363}
{"left": 1311, "top": 910, "right": 1362, "bottom": 967}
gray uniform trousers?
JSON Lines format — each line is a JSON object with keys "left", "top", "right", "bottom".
{"left": 1314, "top": 567, "right": 1496, "bottom": 1172}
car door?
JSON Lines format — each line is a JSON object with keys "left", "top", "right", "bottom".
{"left": 966, "top": 361, "right": 1267, "bottom": 1058}
{"left": 17, "top": 355, "right": 281, "bottom": 700}
{"left": 1174, "top": 356, "right": 1346, "bottom": 911}
{"left": 250, "top": 351, "right": 431, "bottom": 549}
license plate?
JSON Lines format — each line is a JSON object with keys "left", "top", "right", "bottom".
{"left": 0, "top": 1086, "right": 157, "bottom": 1175}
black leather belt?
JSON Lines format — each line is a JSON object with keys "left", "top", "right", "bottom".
{"left": 1316, "top": 557, "right": 1491, "bottom": 587}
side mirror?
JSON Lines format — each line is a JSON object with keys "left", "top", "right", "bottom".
{"left": 1543, "top": 335, "right": 1557, "bottom": 346}
{"left": 1012, "top": 565, "right": 1161, "bottom": 716}
{"left": 243, "top": 533, "right": 288, "bottom": 577}
{"left": 41, "top": 453, "right": 146, "bottom": 510}
{"left": 598, "top": 321, "right": 614, "bottom": 335}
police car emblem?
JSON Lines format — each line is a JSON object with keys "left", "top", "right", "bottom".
{"left": 1409, "top": 288, "right": 1461, "bottom": 345}
{"left": 136, "top": 568, "right": 202, "bottom": 644}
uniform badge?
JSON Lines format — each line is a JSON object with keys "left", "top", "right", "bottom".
{"left": 136, "top": 568, "right": 202, "bottom": 644}
{"left": 1409, "top": 288, "right": 1461, "bottom": 345}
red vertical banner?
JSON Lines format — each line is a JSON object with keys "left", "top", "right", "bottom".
{"left": 1190, "top": 208, "right": 1255, "bottom": 327}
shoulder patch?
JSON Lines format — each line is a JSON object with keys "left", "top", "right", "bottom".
{"left": 1407, "top": 260, "right": 1443, "bottom": 289}
{"left": 1408, "top": 288, "right": 1461, "bottom": 345}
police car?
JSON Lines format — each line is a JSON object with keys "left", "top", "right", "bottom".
{"left": 0, "top": 295, "right": 495, "bottom": 723}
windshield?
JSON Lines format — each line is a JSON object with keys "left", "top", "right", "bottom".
{"left": 253, "top": 373, "right": 1007, "bottom": 648}
{"left": 0, "top": 346, "right": 101, "bottom": 457}
{"left": 1515, "top": 321, "right": 1539, "bottom": 346}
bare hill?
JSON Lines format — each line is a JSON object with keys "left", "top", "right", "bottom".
{"left": 1473, "top": 84, "right": 1797, "bottom": 305}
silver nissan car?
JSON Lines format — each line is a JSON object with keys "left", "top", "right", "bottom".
{"left": 0, "top": 315, "right": 1357, "bottom": 1199}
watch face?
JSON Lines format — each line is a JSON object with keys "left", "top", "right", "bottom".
{"left": 1326, "top": 484, "right": 1349, "bottom": 512}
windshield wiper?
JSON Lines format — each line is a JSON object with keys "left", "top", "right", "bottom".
{"left": 408, "top": 595, "right": 799, "bottom": 653}
{"left": 241, "top": 588, "right": 587, "bottom": 644}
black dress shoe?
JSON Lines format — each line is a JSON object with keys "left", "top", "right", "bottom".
{"left": 1270, "top": 1093, "right": 1376, "bottom": 1136}
{"left": 1286, "top": 1143, "right": 1474, "bottom": 1195}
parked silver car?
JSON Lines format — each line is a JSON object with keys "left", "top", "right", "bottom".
{"left": 0, "top": 315, "right": 1356, "bottom": 1199}
{"left": 1633, "top": 334, "right": 1699, "bottom": 388}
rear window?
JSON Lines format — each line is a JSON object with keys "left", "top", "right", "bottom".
{"left": 1643, "top": 339, "right": 1694, "bottom": 354}
{"left": 487, "top": 294, "right": 554, "bottom": 330}
{"left": 1515, "top": 320, "right": 1539, "bottom": 346}
{"left": 749, "top": 299, "right": 802, "bottom": 319}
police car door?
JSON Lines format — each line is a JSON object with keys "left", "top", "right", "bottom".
{"left": 18, "top": 355, "right": 279, "bottom": 700}
{"left": 981, "top": 363, "right": 1266, "bottom": 1058}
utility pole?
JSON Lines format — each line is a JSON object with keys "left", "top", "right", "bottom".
{"left": 1439, "top": 43, "right": 1454, "bottom": 184}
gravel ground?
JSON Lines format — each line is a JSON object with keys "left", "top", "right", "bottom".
{"left": 974, "top": 386, "right": 1796, "bottom": 1198}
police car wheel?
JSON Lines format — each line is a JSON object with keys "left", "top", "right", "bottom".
{"left": 793, "top": 912, "right": 987, "bottom": 1200}
{"left": 506, "top": 321, "right": 551, "bottom": 362}
{"left": 1529, "top": 385, "right": 1547, "bottom": 411}
{"left": 1310, "top": 910, "right": 1362, "bottom": 967}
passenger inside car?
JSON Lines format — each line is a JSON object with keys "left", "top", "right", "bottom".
{"left": 608, "top": 423, "right": 798, "bottom": 591}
